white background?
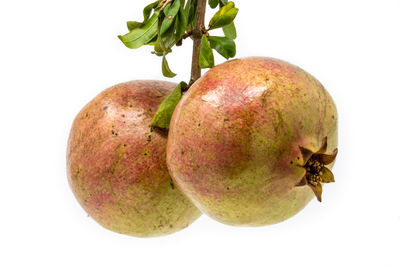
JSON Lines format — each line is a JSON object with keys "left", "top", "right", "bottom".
{"left": 1, "top": 0, "right": 399, "bottom": 266}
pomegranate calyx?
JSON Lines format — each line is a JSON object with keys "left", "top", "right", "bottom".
{"left": 296, "top": 137, "right": 338, "bottom": 202}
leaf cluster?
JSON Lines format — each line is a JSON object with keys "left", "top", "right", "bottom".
{"left": 119, "top": 0, "right": 239, "bottom": 79}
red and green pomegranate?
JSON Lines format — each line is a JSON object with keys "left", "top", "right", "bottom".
{"left": 67, "top": 80, "right": 201, "bottom": 237}
{"left": 167, "top": 57, "right": 338, "bottom": 226}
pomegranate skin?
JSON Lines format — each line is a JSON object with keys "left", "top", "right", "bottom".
{"left": 167, "top": 57, "right": 338, "bottom": 226}
{"left": 67, "top": 81, "right": 201, "bottom": 237}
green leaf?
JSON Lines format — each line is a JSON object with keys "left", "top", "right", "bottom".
{"left": 160, "top": 0, "right": 181, "bottom": 35}
{"left": 155, "top": 17, "right": 176, "bottom": 53}
{"left": 152, "top": 82, "right": 187, "bottom": 129}
{"left": 184, "top": 0, "right": 193, "bottom": 20}
{"left": 208, "top": 36, "right": 236, "bottom": 59}
{"left": 175, "top": 5, "right": 187, "bottom": 41}
{"left": 223, "top": 22, "right": 236, "bottom": 39}
{"left": 219, "top": 0, "right": 228, "bottom": 7}
{"left": 199, "top": 35, "right": 215, "bottom": 68}
{"left": 146, "top": 34, "right": 158, "bottom": 45}
{"left": 162, "top": 55, "right": 177, "bottom": 78}
{"left": 209, "top": 0, "right": 219, "bottom": 8}
{"left": 154, "top": 37, "right": 173, "bottom": 53}
{"left": 154, "top": 13, "right": 166, "bottom": 52}
{"left": 127, "top": 21, "right": 142, "bottom": 31}
{"left": 119, "top": 11, "right": 160, "bottom": 49}
{"left": 125, "top": 1, "right": 160, "bottom": 34}
{"left": 185, "top": 0, "right": 198, "bottom": 28}
{"left": 209, "top": 1, "right": 238, "bottom": 30}
{"left": 162, "top": 21, "right": 177, "bottom": 48}
{"left": 143, "top": 1, "right": 160, "bottom": 23}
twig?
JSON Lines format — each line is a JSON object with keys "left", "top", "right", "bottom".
{"left": 160, "top": 0, "right": 172, "bottom": 10}
{"left": 187, "top": 0, "right": 207, "bottom": 90}
{"left": 176, "top": 30, "right": 193, "bottom": 46}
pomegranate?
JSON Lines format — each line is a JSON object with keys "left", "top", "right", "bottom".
{"left": 167, "top": 57, "right": 338, "bottom": 226}
{"left": 67, "top": 80, "right": 201, "bottom": 237}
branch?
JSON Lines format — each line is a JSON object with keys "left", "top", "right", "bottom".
{"left": 176, "top": 30, "right": 193, "bottom": 46}
{"left": 187, "top": 0, "right": 207, "bottom": 89}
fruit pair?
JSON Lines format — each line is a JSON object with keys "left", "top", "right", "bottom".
{"left": 67, "top": 57, "right": 338, "bottom": 237}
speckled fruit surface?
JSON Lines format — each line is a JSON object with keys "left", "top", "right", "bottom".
{"left": 167, "top": 57, "right": 338, "bottom": 226}
{"left": 67, "top": 80, "right": 201, "bottom": 237}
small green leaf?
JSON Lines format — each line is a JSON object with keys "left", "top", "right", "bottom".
{"left": 209, "top": 2, "right": 238, "bottom": 30}
{"left": 146, "top": 34, "right": 158, "bottom": 45}
{"left": 185, "top": 0, "right": 198, "bottom": 28}
{"left": 160, "top": 0, "right": 181, "bottom": 35}
{"left": 175, "top": 5, "right": 187, "bottom": 41}
{"left": 223, "top": 22, "right": 236, "bottom": 39}
{"left": 162, "top": 55, "right": 177, "bottom": 78}
{"left": 208, "top": 36, "right": 236, "bottom": 59}
{"left": 219, "top": 0, "right": 228, "bottom": 7}
{"left": 184, "top": 0, "right": 193, "bottom": 20}
{"left": 127, "top": 21, "right": 142, "bottom": 31}
{"left": 143, "top": 1, "right": 160, "bottom": 23}
{"left": 152, "top": 82, "right": 187, "bottom": 129}
{"left": 199, "top": 35, "right": 215, "bottom": 68}
{"left": 155, "top": 17, "right": 176, "bottom": 53}
{"left": 154, "top": 13, "right": 166, "bottom": 52}
{"left": 119, "top": 11, "right": 160, "bottom": 49}
{"left": 162, "top": 21, "right": 177, "bottom": 48}
{"left": 209, "top": 0, "right": 219, "bottom": 8}
{"left": 154, "top": 36, "right": 173, "bottom": 53}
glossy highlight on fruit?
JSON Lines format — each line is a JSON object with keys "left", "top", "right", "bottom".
{"left": 67, "top": 80, "right": 201, "bottom": 237}
{"left": 167, "top": 57, "right": 338, "bottom": 226}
